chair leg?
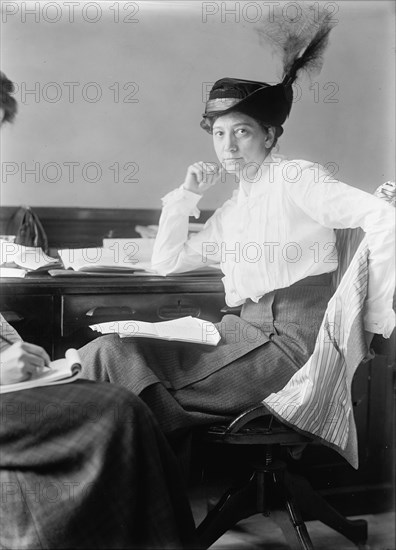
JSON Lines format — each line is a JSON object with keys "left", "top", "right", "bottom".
{"left": 195, "top": 473, "right": 259, "bottom": 549}
{"left": 196, "top": 463, "right": 315, "bottom": 550}
{"left": 284, "top": 471, "right": 368, "bottom": 547}
{"left": 269, "top": 464, "right": 314, "bottom": 550}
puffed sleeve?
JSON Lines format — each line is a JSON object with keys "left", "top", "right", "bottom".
{"left": 151, "top": 186, "right": 223, "bottom": 274}
{"left": 285, "top": 162, "right": 395, "bottom": 338}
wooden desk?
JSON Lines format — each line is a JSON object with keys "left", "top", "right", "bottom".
{"left": 0, "top": 273, "right": 226, "bottom": 358}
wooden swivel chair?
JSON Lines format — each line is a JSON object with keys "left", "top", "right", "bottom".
{"left": 195, "top": 220, "right": 391, "bottom": 550}
{"left": 195, "top": 405, "right": 369, "bottom": 550}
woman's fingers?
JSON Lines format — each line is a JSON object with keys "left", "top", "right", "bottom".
{"left": 19, "top": 342, "right": 51, "bottom": 367}
{"left": 194, "top": 162, "right": 221, "bottom": 187}
{"left": 1, "top": 342, "right": 51, "bottom": 385}
{"left": 183, "top": 161, "right": 223, "bottom": 194}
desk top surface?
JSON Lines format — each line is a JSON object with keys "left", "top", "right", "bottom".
{"left": 0, "top": 272, "right": 225, "bottom": 295}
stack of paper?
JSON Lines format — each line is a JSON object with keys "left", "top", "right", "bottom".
{"left": 58, "top": 247, "right": 152, "bottom": 273}
{"left": 0, "top": 242, "right": 61, "bottom": 274}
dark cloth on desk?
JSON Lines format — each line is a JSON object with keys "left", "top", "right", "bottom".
{"left": 79, "top": 273, "right": 333, "bottom": 436}
{"left": 0, "top": 380, "right": 195, "bottom": 549}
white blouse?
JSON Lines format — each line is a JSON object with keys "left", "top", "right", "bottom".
{"left": 151, "top": 155, "right": 395, "bottom": 338}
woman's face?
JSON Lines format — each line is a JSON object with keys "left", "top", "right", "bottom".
{"left": 212, "top": 112, "right": 272, "bottom": 179}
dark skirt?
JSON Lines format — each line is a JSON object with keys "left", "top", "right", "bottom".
{"left": 79, "top": 273, "right": 333, "bottom": 436}
{"left": 0, "top": 381, "right": 194, "bottom": 549}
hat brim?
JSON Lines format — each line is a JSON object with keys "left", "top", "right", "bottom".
{"left": 201, "top": 84, "right": 291, "bottom": 134}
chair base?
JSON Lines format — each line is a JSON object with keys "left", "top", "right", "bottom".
{"left": 195, "top": 460, "right": 368, "bottom": 550}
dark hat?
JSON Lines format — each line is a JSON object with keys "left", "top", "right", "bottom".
{"left": 200, "top": 78, "right": 293, "bottom": 135}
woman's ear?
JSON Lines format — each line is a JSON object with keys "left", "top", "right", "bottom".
{"left": 265, "top": 126, "right": 276, "bottom": 149}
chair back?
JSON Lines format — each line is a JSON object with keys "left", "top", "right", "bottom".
{"left": 332, "top": 227, "right": 365, "bottom": 292}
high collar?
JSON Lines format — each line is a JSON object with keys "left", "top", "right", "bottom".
{"left": 237, "top": 152, "right": 280, "bottom": 202}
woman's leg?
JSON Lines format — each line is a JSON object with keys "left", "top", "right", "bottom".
{"left": 0, "top": 380, "right": 195, "bottom": 549}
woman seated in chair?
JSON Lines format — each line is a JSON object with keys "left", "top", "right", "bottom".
{"left": 80, "top": 16, "right": 395, "bottom": 446}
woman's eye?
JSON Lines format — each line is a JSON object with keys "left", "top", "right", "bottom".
{"left": 214, "top": 131, "right": 223, "bottom": 137}
{"left": 236, "top": 128, "right": 247, "bottom": 135}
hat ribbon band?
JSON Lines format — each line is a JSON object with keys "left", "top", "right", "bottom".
{"left": 205, "top": 97, "right": 241, "bottom": 114}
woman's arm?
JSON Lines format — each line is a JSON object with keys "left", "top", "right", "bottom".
{"left": 151, "top": 162, "right": 225, "bottom": 274}
{"left": 285, "top": 163, "right": 395, "bottom": 337}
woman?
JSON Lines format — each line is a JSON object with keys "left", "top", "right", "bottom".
{"left": 80, "top": 21, "right": 395, "bottom": 441}
{"left": 0, "top": 72, "right": 195, "bottom": 550}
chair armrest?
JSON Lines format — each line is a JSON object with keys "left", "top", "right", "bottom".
{"left": 225, "top": 404, "right": 271, "bottom": 434}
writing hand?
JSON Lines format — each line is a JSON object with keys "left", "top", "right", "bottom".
{"left": 0, "top": 341, "right": 51, "bottom": 385}
{"left": 182, "top": 161, "right": 223, "bottom": 195}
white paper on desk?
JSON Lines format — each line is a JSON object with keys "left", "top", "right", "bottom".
{"left": 0, "top": 267, "right": 27, "bottom": 278}
{"left": 58, "top": 247, "right": 151, "bottom": 272}
{"left": 0, "top": 242, "right": 60, "bottom": 271}
{"left": 102, "top": 238, "right": 154, "bottom": 263}
{"left": 90, "top": 316, "right": 221, "bottom": 346}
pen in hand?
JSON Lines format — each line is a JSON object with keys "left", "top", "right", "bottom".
{"left": 1, "top": 336, "right": 52, "bottom": 371}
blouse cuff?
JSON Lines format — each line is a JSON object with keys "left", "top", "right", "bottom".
{"left": 364, "top": 309, "right": 396, "bottom": 339}
{"left": 161, "top": 187, "right": 201, "bottom": 219}
{"left": 222, "top": 275, "right": 245, "bottom": 307}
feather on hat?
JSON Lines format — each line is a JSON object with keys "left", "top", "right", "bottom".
{"left": 201, "top": 7, "right": 335, "bottom": 134}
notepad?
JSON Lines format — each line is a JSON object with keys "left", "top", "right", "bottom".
{"left": 90, "top": 316, "right": 221, "bottom": 346}
{"left": 0, "top": 349, "right": 82, "bottom": 394}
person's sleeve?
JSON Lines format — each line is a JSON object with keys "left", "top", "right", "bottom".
{"left": 0, "top": 314, "right": 22, "bottom": 352}
{"left": 285, "top": 162, "right": 395, "bottom": 338}
{"left": 151, "top": 186, "right": 222, "bottom": 274}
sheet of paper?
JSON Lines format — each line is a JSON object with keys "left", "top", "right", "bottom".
{"left": 90, "top": 316, "right": 221, "bottom": 345}
{"left": 0, "top": 267, "right": 27, "bottom": 278}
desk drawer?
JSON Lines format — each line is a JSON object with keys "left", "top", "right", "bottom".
{"left": 0, "top": 295, "right": 54, "bottom": 355}
{"left": 61, "top": 293, "right": 225, "bottom": 336}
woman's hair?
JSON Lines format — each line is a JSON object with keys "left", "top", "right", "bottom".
{"left": 205, "top": 112, "right": 281, "bottom": 150}
{"left": 0, "top": 72, "right": 18, "bottom": 124}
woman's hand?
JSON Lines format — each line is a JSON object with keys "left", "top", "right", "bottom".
{"left": 0, "top": 341, "right": 51, "bottom": 385}
{"left": 182, "top": 161, "right": 223, "bottom": 195}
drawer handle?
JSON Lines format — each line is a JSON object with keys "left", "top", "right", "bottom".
{"left": 220, "top": 306, "right": 242, "bottom": 316}
{"left": 157, "top": 305, "right": 200, "bottom": 320}
{"left": 85, "top": 306, "right": 136, "bottom": 318}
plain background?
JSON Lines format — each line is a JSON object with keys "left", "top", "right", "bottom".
{"left": 1, "top": 0, "right": 395, "bottom": 210}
